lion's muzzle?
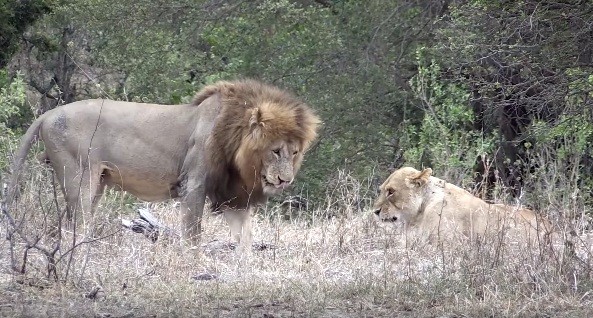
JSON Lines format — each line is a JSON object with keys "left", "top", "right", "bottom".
{"left": 274, "top": 176, "right": 293, "bottom": 189}
{"left": 275, "top": 182, "right": 291, "bottom": 190}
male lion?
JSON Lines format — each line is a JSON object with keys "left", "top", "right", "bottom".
{"left": 5, "top": 79, "right": 320, "bottom": 249}
{"left": 373, "top": 167, "right": 553, "bottom": 244}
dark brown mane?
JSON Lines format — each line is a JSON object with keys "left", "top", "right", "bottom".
{"left": 193, "top": 79, "right": 320, "bottom": 210}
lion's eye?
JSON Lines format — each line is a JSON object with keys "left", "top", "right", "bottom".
{"left": 387, "top": 188, "right": 395, "bottom": 196}
{"left": 272, "top": 149, "right": 281, "bottom": 156}
{"left": 292, "top": 150, "right": 298, "bottom": 155}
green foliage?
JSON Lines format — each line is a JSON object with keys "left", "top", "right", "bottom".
{"left": 0, "top": 70, "right": 26, "bottom": 131}
{"left": 201, "top": 0, "right": 340, "bottom": 80}
{"left": 46, "top": 0, "right": 207, "bottom": 103}
{"left": 0, "top": 0, "right": 53, "bottom": 67}
{"left": 0, "top": 70, "right": 27, "bottom": 171}
{"left": 404, "top": 49, "right": 495, "bottom": 184}
{"left": 531, "top": 115, "right": 593, "bottom": 160}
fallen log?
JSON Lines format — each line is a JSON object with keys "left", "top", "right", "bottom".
{"left": 121, "top": 207, "right": 179, "bottom": 242}
{"left": 121, "top": 207, "right": 277, "bottom": 251}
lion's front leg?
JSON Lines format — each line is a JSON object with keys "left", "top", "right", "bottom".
{"left": 223, "top": 207, "right": 253, "bottom": 252}
{"left": 180, "top": 183, "right": 206, "bottom": 247}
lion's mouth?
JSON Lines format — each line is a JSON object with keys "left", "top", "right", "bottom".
{"left": 261, "top": 175, "right": 290, "bottom": 191}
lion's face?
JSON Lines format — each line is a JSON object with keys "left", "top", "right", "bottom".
{"left": 260, "top": 139, "right": 302, "bottom": 196}
{"left": 372, "top": 167, "right": 432, "bottom": 224}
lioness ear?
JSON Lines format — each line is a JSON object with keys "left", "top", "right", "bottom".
{"left": 405, "top": 168, "right": 433, "bottom": 188}
{"left": 249, "top": 108, "right": 265, "bottom": 138}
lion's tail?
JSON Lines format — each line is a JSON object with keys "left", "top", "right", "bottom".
{"left": 2, "top": 115, "right": 45, "bottom": 209}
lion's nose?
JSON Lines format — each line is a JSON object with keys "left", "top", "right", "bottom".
{"left": 278, "top": 176, "right": 292, "bottom": 184}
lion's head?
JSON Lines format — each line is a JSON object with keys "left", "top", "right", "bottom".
{"left": 235, "top": 100, "right": 319, "bottom": 198}
{"left": 373, "top": 167, "right": 433, "bottom": 224}
{"left": 257, "top": 139, "right": 301, "bottom": 196}
{"left": 199, "top": 80, "right": 320, "bottom": 208}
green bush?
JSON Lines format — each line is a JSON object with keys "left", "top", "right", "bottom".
{"left": 0, "top": 70, "right": 27, "bottom": 172}
{"left": 402, "top": 50, "right": 495, "bottom": 186}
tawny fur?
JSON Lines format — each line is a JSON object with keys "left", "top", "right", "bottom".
{"left": 5, "top": 79, "right": 320, "bottom": 247}
{"left": 373, "top": 167, "right": 553, "bottom": 244}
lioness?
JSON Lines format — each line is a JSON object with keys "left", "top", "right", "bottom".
{"left": 373, "top": 167, "right": 552, "bottom": 244}
{"left": 5, "top": 79, "right": 320, "bottom": 249}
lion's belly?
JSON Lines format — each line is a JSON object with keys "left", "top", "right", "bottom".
{"left": 103, "top": 169, "right": 179, "bottom": 201}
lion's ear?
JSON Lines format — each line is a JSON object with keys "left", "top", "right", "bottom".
{"left": 249, "top": 107, "right": 265, "bottom": 138}
{"left": 405, "top": 168, "right": 433, "bottom": 188}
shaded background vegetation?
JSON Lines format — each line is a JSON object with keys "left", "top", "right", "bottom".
{"left": 1, "top": 0, "right": 592, "bottom": 215}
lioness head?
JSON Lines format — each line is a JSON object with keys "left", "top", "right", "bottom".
{"left": 373, "top": 167, "right": 433, "bottom": 224}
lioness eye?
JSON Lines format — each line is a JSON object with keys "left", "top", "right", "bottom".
{"left": 293, "top": 150, "right": 298, "bottom": 155}
{"left": 273, "top": 149, "right": 281, "bottom": 155}
{"left": 387, "top": 188, "right": 394, "bottom": 196}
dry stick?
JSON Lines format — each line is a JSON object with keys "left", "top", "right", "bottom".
{"left": 64, "top": 99, "right": 104, "bottom": 281}
{"left": 437, "top": 197, "right": 446, "bottom": 276}
{"left": 6, "top": 231, "right": 17, "bottom": 273}
{"left": 2, "top": 181, "right": 52, "bottom": 274}
{"left": 382, "top": 233, "right": 388, "bottom": 292}
{"left": 38, "top": 170, "right": 53, "bottom": 236}
{"left": 404, "top": 226, "right": 412, "bottom": 289}
{"left": 78, "top": 217, "right": 100, "bottom": 284}
{"left": 1, "top": 63, "right": 111, "bottom": 281}
{"left": 49, "top": 173, "right": 62, "bottom": 280}
{"left": 2, "top": 203, "right": 53, "bottom": 274}
{"left": 2, "top": 185, "right": 17, "bottom": 272}
{"left": 37, "top": 170, "right": 64, "bottom": 282}
{"left": 491, "top": 207, "right": 505, "bottom": 270}
{"left": 56, "top": 229, "right": 123, "bottom": 264}
{"left": 78, "top": 229, "right": 108, "bottom": 285}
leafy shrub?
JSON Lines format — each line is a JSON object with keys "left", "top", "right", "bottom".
{"left": 403, "top": 49, "right": 495, "bottom": 186}
{"left": 0, "top": 70, "right": 27, "bottom": 172}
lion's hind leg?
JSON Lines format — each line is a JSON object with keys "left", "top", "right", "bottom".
{"left": 52, "top": 158, "right": 106, "bottom": 234}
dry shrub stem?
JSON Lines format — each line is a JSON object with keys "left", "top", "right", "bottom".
{"left": 64, "top": 100, "right": 104, "bottom": 281}
{"left": 1, "top": 101, "right": 127, "bottom": 283}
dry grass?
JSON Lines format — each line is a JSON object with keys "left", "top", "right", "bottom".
{"left": 2, "top": 168, "right": 593, "bottom": 318}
